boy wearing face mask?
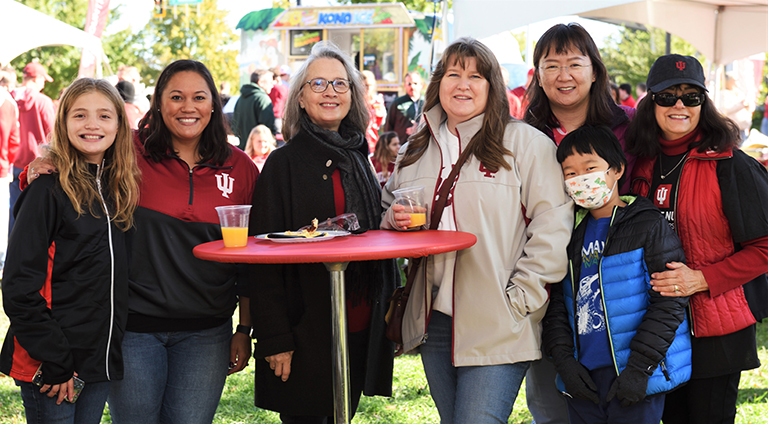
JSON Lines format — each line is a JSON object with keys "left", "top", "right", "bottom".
{"left": 542, "top": 125, "right": 692, "bottom": 424}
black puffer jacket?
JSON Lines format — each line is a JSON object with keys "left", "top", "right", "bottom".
{"left": 543, "top": 196, "right": 688, "bottom": 377}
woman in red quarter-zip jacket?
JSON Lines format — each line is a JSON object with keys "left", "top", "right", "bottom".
{"left": 626, "top": 54, "right": 768, "bottom": 424}
{"left": 0, "top": 78, "right": 140, "bottom": 424}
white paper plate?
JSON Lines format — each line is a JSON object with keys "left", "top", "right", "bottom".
{"left": 255, "top": 230, "right": 351, "bottom": 244}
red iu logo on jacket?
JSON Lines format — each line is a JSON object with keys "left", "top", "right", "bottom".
{"left": 479, "top": 163, "right": 496, "bottom": 178}
{"left": 676, "top": 61, "right": 686, "bottom": 71}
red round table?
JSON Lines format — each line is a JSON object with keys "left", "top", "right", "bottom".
{"left": 194, "top": 229, "right": 476, "bottom": 424}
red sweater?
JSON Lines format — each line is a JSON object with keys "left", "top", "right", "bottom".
{"left": 12, "top": 87, "right": 54, "bottom": 169}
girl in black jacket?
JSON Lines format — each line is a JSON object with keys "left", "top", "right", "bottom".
{"left": 1, "top": 78, "right": 140, "bottom": 424}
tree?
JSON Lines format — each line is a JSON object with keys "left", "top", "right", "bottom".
{"left": 137, "top": 0, "right": 238, "bottom": 89}
{"left": 11, "top": 1, "right": 141, "bottom": 99}
{"left": 600, "top": 26, "right": 700, "bottom": 90}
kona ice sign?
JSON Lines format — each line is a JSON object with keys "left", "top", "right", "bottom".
{"left": 272, "top": 4, "right": 412, "bottom": 29}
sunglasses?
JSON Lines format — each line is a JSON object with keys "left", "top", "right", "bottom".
{"left": 652, "top": 92, "right": 705, "bottom": 107}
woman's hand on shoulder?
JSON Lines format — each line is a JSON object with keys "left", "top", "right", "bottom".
{"left": 265, "top": 351, "right": 294, "bottom": 382}
{"left": 650, "top": 261, "right": 708, "bottom": 297}
{"left": 27, "top": 157, "right": 58, "bottom": 184}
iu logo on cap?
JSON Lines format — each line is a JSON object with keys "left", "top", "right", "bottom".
{"left": 676, "top": 61, "right": 686, "bottom": 71}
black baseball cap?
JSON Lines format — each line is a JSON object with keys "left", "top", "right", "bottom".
{"left": 647, "top": 54, "right": 707, "bottom": 93}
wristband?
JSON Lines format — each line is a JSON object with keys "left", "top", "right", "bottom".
{"left": 235, "top": 324, "right": 252, "bottom": 338}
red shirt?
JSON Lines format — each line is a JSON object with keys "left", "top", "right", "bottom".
{"left": 621, "top": 95, "right": 636, "bottom": 108}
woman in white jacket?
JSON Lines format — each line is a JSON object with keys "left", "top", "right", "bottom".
{"left": 381, "top": 37, "right": 573, "bottom": 424}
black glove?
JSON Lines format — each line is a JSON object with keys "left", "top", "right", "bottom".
{"left": 552, "top": 353, "right": 600, "bottom": 404}
{"left": 606, "top": 364, "right": 652, "bottom": 408}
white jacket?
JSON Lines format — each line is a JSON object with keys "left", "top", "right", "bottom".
{"left": 382, "top": 105, "right": 573, "bottom": 366}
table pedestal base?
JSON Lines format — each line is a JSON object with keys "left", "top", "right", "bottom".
{"left": 325, "top": 261, "right": 350, "bottom": 424}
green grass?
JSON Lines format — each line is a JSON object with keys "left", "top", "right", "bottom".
{"left": 1, "top": 294, "right": 767, "bottom": 423}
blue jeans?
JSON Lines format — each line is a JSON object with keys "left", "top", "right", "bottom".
{"left": 108, "top": 320, "right": 232, "bottom": 424}
{"left": 419, "top": 311, "right": 530, "bottom": 424}
{"left": 17, "top": 379, "right": 110, "bottom": 424}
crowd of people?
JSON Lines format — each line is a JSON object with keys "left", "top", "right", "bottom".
{"left": 1, "top": 20, "right": 768, "bottom": 424}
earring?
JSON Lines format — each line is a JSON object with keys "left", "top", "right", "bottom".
{"left": 212, "top": 109, "right": 214, "bottom": 113}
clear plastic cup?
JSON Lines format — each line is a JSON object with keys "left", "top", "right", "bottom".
{"left": 392, "top": 185, "right": 428, "bottom": 229}
{"left": 215, "top": 205, "right": 252, "bottom": 247}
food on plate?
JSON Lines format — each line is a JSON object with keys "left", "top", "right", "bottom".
{"left": 268, "top": 218, "right": 327, "bottom": 239}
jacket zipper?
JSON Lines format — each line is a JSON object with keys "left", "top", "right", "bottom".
{"left": 95, "top": 161, "right": 115, "bottom": 381}
{"left": 188, "top": 167, "right": 194, "bottom": 205}
{"left": 599, "top": 206, "right": 620, "bottom": 376}
{"left": 568, "top": 260, "right": 579, "bottom": 359}
{"left": 670, "top": 154, "right": 728, "bottom": 337}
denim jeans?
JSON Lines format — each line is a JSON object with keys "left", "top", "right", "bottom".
{"left": 419, "top": 311, "right": 530, "bottom": 424}
{"left": 108, "top": 320, "right": 232, "bottom": 424}
{"left": 17, "top": 379, "right": 110, "bottom": 424}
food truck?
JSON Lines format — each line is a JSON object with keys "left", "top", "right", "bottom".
{"left": 236, "top": 3, "right": 441, "bottom": 102}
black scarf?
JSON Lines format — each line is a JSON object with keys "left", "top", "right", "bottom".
{"left": 300, "top": 115, "right": 395, "bottom": 303}
{"left": 299, "top": 115, "right": 382, "bottom": 232}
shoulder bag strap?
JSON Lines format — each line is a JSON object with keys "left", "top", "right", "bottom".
{"left": 401, "top": 138, "right": 474, "bottom": 294}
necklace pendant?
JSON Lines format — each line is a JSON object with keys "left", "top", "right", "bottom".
{"left": 660, "top": 175, "right": 666, "bottom": 180}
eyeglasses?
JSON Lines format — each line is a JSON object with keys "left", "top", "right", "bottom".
{"left": 305, "top": 78, "right": 351, "bottom": 93}
{"left": 652, "top": 92, "right": 705, "bottom": 107}
{"left": 539, "top": 63, "right": 592, "bottom": 76}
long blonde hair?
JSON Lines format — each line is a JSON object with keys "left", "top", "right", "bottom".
{"left": 49, "top": 78, "right": 141, "bottom": 231}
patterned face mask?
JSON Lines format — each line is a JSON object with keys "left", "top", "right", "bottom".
{"left": 564, "top": 169, "right": 616, "bottom": 209}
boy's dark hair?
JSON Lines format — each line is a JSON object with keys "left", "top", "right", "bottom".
{"left": 557, "top": 125, "right": 628, "bottom": 187}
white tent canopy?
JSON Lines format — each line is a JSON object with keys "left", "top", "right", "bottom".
{"left": 453, "top": 0, "right": 768, "bottom": 66}
{"left": 0, "top": 0, "right": 104, "bottom": 67}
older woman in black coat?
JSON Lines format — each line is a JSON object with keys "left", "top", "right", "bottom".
{"left": 250, "top": 42, "right": 397, "bottom": 423}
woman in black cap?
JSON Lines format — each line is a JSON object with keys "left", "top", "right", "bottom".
{"left": 626, "top": 54, "right": 768, "bottom": 424}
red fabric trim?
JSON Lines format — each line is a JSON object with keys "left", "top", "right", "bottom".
{"left": 9, "top": 242, "right": 55, "bottom": 382}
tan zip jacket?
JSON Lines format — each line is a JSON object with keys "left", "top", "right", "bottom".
{"left": 382, "top": 105, "right": 573, "bottom": 366}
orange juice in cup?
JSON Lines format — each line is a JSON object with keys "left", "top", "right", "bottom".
{"left": 215, "top": 205, "right": 252, "bottom": 247}
{"left": 221, "top": 227, "right": 249, "bottom": 247}
{"left": 393, "top": 186, "right": 428, "bottom": 230}
{"left": 408, "top": 212, "right": 427, "bottom": 228}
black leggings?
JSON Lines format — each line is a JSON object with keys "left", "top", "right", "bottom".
{"left": 662, "top": 372, "right": 741, "bottom": 424}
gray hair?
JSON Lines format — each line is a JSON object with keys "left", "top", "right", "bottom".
{"left": 282, "top": 41, "right": 369, "bottom": 140}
